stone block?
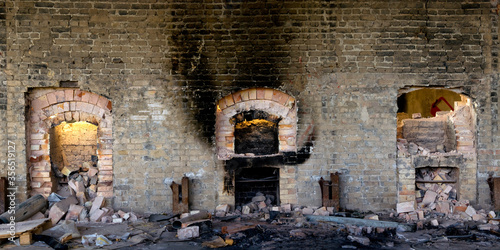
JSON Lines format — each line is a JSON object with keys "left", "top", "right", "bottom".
{"left": 422, "top": 191, "right": 438, "bottom": 206}
{"left": 113, "top": 218, "right": 124, "bottom": 223}
{"left": 101, "top": 216, "right": 113, "bottom": 223}
{"left": 252, "top": 196, "right": 266, "bottom": 202}
{"left": 281, "top": 204, "right": 291, "bottom": 213}
{"left": 242, "top": 206, "right": 251, "bottom": 215}
{"left": 302, "top": 208, "right": 314, "bottom": 215}
{"left": 465, "top": 206, "right": 477, "bottom": 217}
{"left": 216, "top": 204, "right": 230, "bottom": 213}
{"left": 49, "top": 196, "right": 78, "bottom": 225}
{"left": 88, "top": 167, "right": 99, "bottom": 177}
{"left": 67, "top": 204, "right": 85, "bottom": 221}
{"left": 90, "top": 208, "right": 105, "bottom": 222}
{"left": 396, "top": 201, "right": 415, "bottom": 214}
{"left": 472, "top": 214, "right": 486, "bottom": 221}
{"left": 431, "top": 219, "right": 439, "bottom": 226}
{"left": 364, "top": 214, "right": 379, "bottom": 220}
{"left": 347, "top": 235, "right": 370, "bottom": 246}
{"left": 89, "top": 196, "right": 105, "bottom": 215}
{"left": 258, "top": 201, "right": 266, "bottom": 210}
{"left": 177, "top": 226, "right": 199, "bottom": 240}
{"left": 488, "top": 211, "right": 496, "bottom": 218}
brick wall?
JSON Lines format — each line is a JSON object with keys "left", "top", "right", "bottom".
{"left": 0, "top": 0, "right": 499, "bottom": 213}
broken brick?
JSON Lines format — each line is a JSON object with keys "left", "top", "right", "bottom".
{"left": 49, "top": 196, "right": 78, "bottom": 225}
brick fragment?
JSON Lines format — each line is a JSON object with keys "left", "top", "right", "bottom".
{"left": 49, "top": 196, "right": 78, "bottom": 225}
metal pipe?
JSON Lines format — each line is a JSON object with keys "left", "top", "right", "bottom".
{"left": 173, "top": 211, "right": 211, "bottom": 229}
{"left": 305, "top": 215, "right": 413, "bottom": 232}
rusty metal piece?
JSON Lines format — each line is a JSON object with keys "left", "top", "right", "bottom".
{"left": 492, "top": 177, "right": 500, "bottom": 210}
{"left": 0, "top": 177, "right": 7, "bottom": 214}
{"left": 180, "top": 219, "right": 211, "bottom": 229}
{"left": 318, "top": 172, "right": 340, "bottom": 211}
{"left": 221, "top": 223, "right": 257, "bottom": 234}
{"left": 170, "top": 177, "right": 189, "bottom": 214}
{"left": 172, "top": 210, "right": 211, "bottom": 229}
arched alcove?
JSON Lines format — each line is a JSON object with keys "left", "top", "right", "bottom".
{"left": 215, "top": 88, "right": 297, "bottom": 160}
{"left": 396, "top": 87, "right": 477, "bottom": 207}
{"left": 27, "top": 88, "right": 113, "bottom": 198}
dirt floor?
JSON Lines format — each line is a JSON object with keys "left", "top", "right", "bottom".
{"left": 2, "top": 211, "right": 500, "bottom": 250}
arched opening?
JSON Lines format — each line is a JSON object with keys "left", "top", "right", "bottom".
{"left": 397, "top": 88, "right": 474, "bottom": 153}
{"left": 396, "top": 87, "right": 477, "bottom": 209}
{"left": 49, "top": 121, "right": 99, "bottom": 197}
{"left": 233, "top": 110, "right": 281, "bottom": 155}
{"left": 397, "top": 88, "right": 463, "bottom": 118}
{"left": 27, "top": 88, "right": 113, "bottom": 199}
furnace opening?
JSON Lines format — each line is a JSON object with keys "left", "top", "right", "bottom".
{"left": 49, "top": 121, "right": 98, "bottom": 192}
{"left": 235, "top": 167, "right": 280, "bottom": 206}
{"left": 233, "top": 110, "right": 281, "bottom": 155}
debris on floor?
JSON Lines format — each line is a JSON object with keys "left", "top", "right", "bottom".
{"left": 1, "top": 198, "right": 500, "bottom": 249}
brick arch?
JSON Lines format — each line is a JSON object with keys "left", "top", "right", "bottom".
{"left": 215, "top": 88, "right": 297, "bottom": 160}
{"left": 28, "top": 89, "right": 113, "bottom": 198}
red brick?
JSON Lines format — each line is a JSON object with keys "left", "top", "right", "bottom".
{"left": 48, "top": 196, "right": 78, "bottom": 225}
{"left": 64, "top": 90, "right": 74, "bottom": 101}
{"left": 106, "top": 100, "right": 112, "bottom": 111}
{"left": 89, "top": 93, "right": 99, "bottom": 105}
{"left": 90, "top": 196, "right": 106, "bottom": 215}
{"left": 54, "top": 91, "right": 65, "bottom": 102}
{"left": 46, "top": 93, "right": 57, "bottom": 105}
{"left": 66, "top": 204, "right": 84, "bottom": 221}
{"left": 74, "top": 90, "right": 83, "bottom": 101}
{"left": 81, "top": 91, "right": 90, "bottom": 102}
{"left": 248, "top": 88, "right": 257, "bottom": 99}
{"left": 232, "top": 92, "right": 242, "bottom": 103}
{"left": 256, "top": 88, "right": 265, "bottom": 99}
{"left": 96, "top": 96, "right": 108, "bottom": 109}
{"left": 31, "top": 96, "right": 49, "bottom": 111}
{"left": 224, "top": 95, "right": 234, "bottom": 107}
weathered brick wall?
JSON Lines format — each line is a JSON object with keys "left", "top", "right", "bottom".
{"left": 1, "top": 0, "right": 499, "bottom": 212}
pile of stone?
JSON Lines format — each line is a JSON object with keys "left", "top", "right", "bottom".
{"left": 232, "top": 192, "right": 277, "bottom": 216}
{"left": 215, "top": 192, "right": 336, "bottom": 220}
{"left": 27, "top": 194, "right": 140, "bottom": 225}
{"left": 415, "top": 168, "right": 458, "bottom": 206}
{"left": 214, "top": 192, "right": 336, "bottom": 218}
{"left": 397, "top": 198, "right": 499, "bottom": 230}
{"left": 397, "top": 138, "right": 458, "bottom": 157}
{"left": 28, "top": 160, "right": 142, "bottom": 225}
{"left": 58, "top": 161, "right": 100, "bottom": 203}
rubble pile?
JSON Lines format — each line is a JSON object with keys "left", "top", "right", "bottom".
{"left": 31, "top": 160, "right": 141, "bottom": 225}
{"left": 55, "top": 160, "right": 100, "bottom": 203}
{"left": 397, "top": 138, "right": 459, "bottom": 157}
{"left": 415, "top": 167, "right": 458, "bottom": 208}
{"left": 398, "top": 195, "right": 499, "bottom": 231}
{"left": 44, "top": 193, "right": 141, "bottom": 225}
{"left": 214, "top": 192, "right": 335, "bottom": 220}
